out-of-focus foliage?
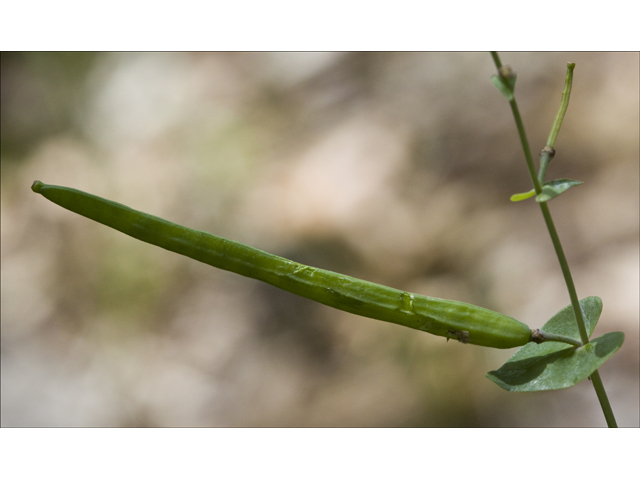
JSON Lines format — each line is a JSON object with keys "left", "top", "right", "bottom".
{"left": 1, "top": 52, "right": 98, "bottom": 159}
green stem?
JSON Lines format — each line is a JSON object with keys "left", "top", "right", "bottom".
{"left": 538, "top": 64, "right": 573, "bottom": 185}
{"left": 490, "top": 51, "right": 503, "bottom": 69}
{"left": 547, "top": 63, "right": 575, "bottom": 148}
{"left": 537, "top": 146, "right": 555, "bottom": 185}
{"left": 537, "top": 202, "right": 590, "bottom": 344}
{"left": 590, "top": 370, "right": 618, "bottom": 427}
{"left": 490, "top": 52, "right": 617, "bottom": 427}
{"left": 506, "top": 89, "right": 542, "bottom": 194}
{"left": 532, "top": 329, "right": 582, "bottom": 347}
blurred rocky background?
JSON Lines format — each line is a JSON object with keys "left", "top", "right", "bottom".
{"left": 1, "top": 52, "right": 638, "bottom": 426}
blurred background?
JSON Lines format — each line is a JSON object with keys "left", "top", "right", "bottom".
{"left": 1, "top": 52, "right": 638, "bottom": 427}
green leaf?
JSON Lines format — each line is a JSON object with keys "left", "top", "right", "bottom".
{"left": 486, "top": 297, "right": 625, "bottom": 392}
{"left": 535, "top": 178, "right": 583, "bottom": 202}
{"left": 491, "top": 74, "right": 514, "bottom": 101}
{"left": 487, "top": 332, "right": 624, "bottom": 392}
{"left": 491, "top": 66, "right": 517, "bottom": 101}
{"left": 539, "top": 295, "right": 602, "bottom": 339}
{"left": 510, "top": 189, "right": 536, "bottom": 202}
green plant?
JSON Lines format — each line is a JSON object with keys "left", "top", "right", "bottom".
{"left": 488, "top": 52, "right": 622, "bottom": 426}
{"left": 30, "top": 53, "right": 625, "bottom": 426}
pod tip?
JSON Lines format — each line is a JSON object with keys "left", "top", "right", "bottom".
{"left": 31, "top": 180, "right": 43, "bottom": 193}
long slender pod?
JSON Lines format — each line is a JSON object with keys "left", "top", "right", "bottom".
{"left": 31, "top": 181, "right": 532, "bottom": 348}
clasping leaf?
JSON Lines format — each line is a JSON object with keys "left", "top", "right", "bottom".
{"left": 486, "top": 297, "right": 624, "bottom": 392}
{"left": 536, "top": 178, "right": 583, "bottom": 202}
{"left": 491, "top": 66, "right": 517, "bottom": 101}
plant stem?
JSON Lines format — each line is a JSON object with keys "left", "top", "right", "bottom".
{"left": 537, "top": 146, "right": 555, "bottom": 184}
{"left": 547, "top": 63, "right": 575, "bottom": 148}
{"left": 506, "top": 90, "right": 542, "bottom": 194}
{"left": 490, "top": 51, "right": 503, "bottom": 69}
{"left": 532, "top": 329, "right": 582, "bottom": 347}
{"left": 590, "top": 370, "right": 618, "bottom": 427}
{"left": 490, "top": 52, "right": 617, "bottom": 427}
{"left": 537, "top": 202, "right": 590, "bottom": 344}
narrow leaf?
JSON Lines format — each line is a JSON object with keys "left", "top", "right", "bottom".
{"left": 510, "top": 189, "right": 536, "bottom": 202}
{"left": 536, "top": 178, "right": 583, "bottom": 202}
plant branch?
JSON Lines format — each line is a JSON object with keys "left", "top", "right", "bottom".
{"left": 547, "top": 63, "right": 575, "bottom": 148}
{"left": 490, "top": 52, "right": 617, "bottom": 427}
{"left": 531, "top": 329, "right": 582, "bottom": 347}
{"left": 537, "top": 202, "right": 590, "bottom": 344}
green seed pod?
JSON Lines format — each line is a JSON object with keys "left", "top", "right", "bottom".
{"left": 31, "top": 181, "right": 533, "bottom": 349}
